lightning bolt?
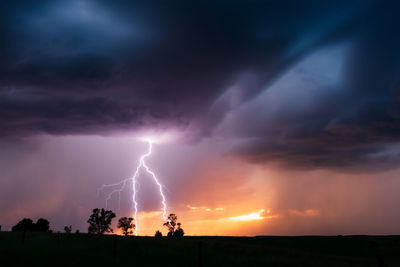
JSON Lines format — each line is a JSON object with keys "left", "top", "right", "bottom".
{"left": 97, "top": 140, "right": 167, "bottom": 235}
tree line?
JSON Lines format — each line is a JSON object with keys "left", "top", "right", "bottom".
{"left": 8, "top": 208, "right": 185, "bottom": 237}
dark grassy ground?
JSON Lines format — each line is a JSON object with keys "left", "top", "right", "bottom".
{"left": 1, "top": 232, "right": 399, "bottom": 266}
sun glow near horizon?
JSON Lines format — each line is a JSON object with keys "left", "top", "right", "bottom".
{"left": 228, "top": 209, "right": 266, "bottom": 221}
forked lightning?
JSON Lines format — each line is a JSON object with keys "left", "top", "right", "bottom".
{"left": 98, "top": 140, "right": 167, "bottom": 235}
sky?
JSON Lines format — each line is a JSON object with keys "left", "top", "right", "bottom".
{"left": 1, "top": 0, "right": 400, "bottom": 236}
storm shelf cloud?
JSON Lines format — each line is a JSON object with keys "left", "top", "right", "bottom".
{"left": 1, "top": 0, "right": 400, "bottom": 170}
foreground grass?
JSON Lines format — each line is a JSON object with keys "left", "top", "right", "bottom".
{"left": 1, "top": 232, "right": 399, "bottom": 266}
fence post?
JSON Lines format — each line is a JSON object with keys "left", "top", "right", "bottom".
{"left": 113, "top": 235, "right": 118, "bottom": 263}
{"left": 376, "top": 253, "right": 384, "bottom": 267}
{"left": 198, "top": 241, "right": 202, "bottom": 267}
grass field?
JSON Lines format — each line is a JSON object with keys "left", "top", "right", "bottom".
{"left": 1, "top": 232, "right": 399, "bottom": 266}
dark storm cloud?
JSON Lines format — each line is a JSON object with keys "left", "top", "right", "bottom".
{"left": 1, "top": 0, "right": 399, "bottom": 169}
{"left": 228, "top": 24, "right": 400, "bottom": 170}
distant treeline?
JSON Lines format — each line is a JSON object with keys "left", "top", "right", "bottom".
{"left": 7, "top": 208, "right": 184, "bottom": 237}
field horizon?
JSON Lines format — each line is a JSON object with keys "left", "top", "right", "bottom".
{"left": 1, "top": 232, "right": 399, "bottom": 266}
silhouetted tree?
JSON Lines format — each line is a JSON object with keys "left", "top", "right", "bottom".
{"left": 34, "top": 218, "right": 50, "bottom": 232}
{"left": 155, "top": 230, "right": 162, "bottom": 237}
{"left": 87, "top": 208, "right": 116, "bottom": 234}
{"left": 12, "top": 218, "right": 51, "bottom": 232}
{"left": 12, "top": 218, "right": 34, "bottom": 232}
{"left": 163, "top": 213, "right": 184, "bottom": 237}
{"left": 117, "top": 217, "right": 135, "bottom": 236}
{"left": 174, "top": 223, "right": 184, "bottom": 237}
{"left": 163, "top": 213, "right": 177, "bottom": 234}
{"left": 64, "top": 225, "right": 72, "bottom": 234}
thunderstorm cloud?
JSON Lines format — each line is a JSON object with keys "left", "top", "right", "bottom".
{"left": 1, "top": 0, "right": 400, "bottom": 170}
